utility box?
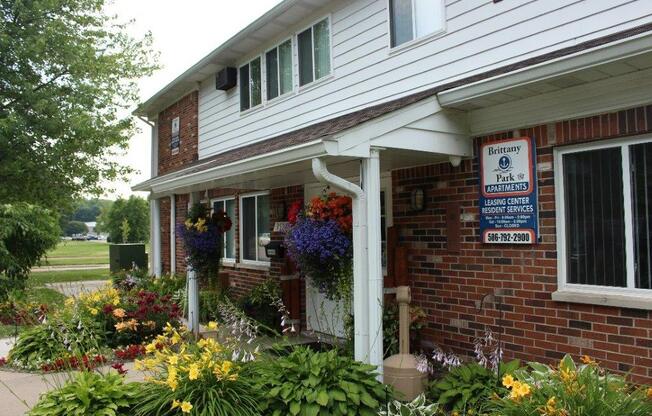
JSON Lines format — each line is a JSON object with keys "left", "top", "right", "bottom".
{"left": 109, "top": 243, "right": 147, "bottom": 273}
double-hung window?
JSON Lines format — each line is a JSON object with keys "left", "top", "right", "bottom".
{"left": 212, "top": 198, "right": 236, "bottom": 261}
{"left": 240, "top": 56, "right": 262, "bottom": 112}
{"left": 240, "top": 192, "right": 270, "bottom": 263}
{"left": 297, "top": 18, "right": 331, "bottom": 87}
{"left": 389, "top": 0, "right": 445, "bottom": 48}
{"left": 555, "top": 137, "right": 652, "bottom": 298}
{"left": 266, "top": 39, "right": 293, "bottom": 100}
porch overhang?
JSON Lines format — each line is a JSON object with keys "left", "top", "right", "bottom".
{"left": 437, "top": 31, "right": 652, "bottom": 135}
{"left": 132, "top": 96, "right": 472, "bottom": 197}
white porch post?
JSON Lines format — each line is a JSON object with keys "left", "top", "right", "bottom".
{"left": 187, "top": 192, "right": 200, "bottom": 335}
{"left": 363, "top": 148, "right": 384, "bottom": 379}
{"left": 170, "top": 195, "right": 176, "bottom": 274}
{"left": 150, "top": 198, "right": 162, "bottom": 277}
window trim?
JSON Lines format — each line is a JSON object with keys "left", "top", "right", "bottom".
{"left": 238, "top": 191, "right": 271, "bottom": 266}
{"left": 554, "top": 134, "right": 652, "bottom": 307}
{"left": 296, "top": 16, "right": 333, "bottom": 88}
{"left": 210, "top": 196, "right": 237, "bottom": 263}
{"left": 387, "top": 0, "right": 446, "bottom": 51}
{"left": 239, "top": 55, "right": 263, "bottom": 113}
{"left": 264, "top": 37, "right": 294, "bottom": 103}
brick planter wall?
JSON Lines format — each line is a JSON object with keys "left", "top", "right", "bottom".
{"left": 392, "top": 104, "right": 652, "bottom": 383}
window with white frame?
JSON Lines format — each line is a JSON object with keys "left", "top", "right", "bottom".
{"left": 212, "top": 198, "right": 236, "bottom": 261}
{"left": 556, "top": 138, "right": 652, "bottom": 291}
{"left": 240, "top": 193, "right": 270, "bottom": 263}
{"left": 297, "top": 18, "right": 331, "bottom": 87}
{"left": 240, "top": 56, "right": 262, "bottom": 111}
{"left": 266, "top": 39, "right": 293, "bottom": 100}
{"left": 389, "top": 0, "right": 445, "bottom": 48}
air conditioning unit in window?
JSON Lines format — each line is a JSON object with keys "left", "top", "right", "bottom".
{"left": 215, "top": 67, "right": 237, "bottom": 91}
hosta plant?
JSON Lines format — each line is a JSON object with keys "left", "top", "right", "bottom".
{"left": 257, "top": 347, "right": 390, "bottom": 416}
{"left": 379, "top": 394, "right": 440, "bottom": 416}
{"left": 490, "top": 354, "right": 652, "bottom": 416}
{"left": 428, "top": 360, "right": 519, "bottom": 413}
{"left": 29, "top": 371, "right": 139, "bottom": 416}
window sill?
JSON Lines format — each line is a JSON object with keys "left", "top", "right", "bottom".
{"left": 298, "top": 73, "right": 334, "bottom": 94}
{"left": 388, "top": 29, "right": 446, "bottom": 57}
{"left": 233, "top": 261, "right": 271, "bottom": 272}
{"left": 552, "top": 288, "right": 652, "bottom": 310}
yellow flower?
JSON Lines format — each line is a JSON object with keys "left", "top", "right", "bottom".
{"left": 89, "top": 307, "right": 98, "bottom": 316}
{"left": 185, "top": 219, "right": 194, "bottom": 229}
{"left": 171, "top": 399, "right": 181, "bottom": 409}
{"left": 168, "top": 355, "right": 179, "bottom": 365}
{"left": 65, "top": 298, "right": 75, "bottom": 307}
{"left": 647, "top": 387, "right": 652, "bottom": 399}
{"left": 502, "top": 374, "right": 515, "bottom": 388}
{"left": 207, "top": 321, "right": 218, "bottom": 330}
{"left": 221, "top": 361, "right": 233, "bottom": 374}
{"left": 146, "top": 342, "right": 158, "bottom": 354}
{"left": 188, "top": 363, "right": 200, "bottom": 380}
{"left": 113, "top": 308, "right": 126, "bottom": 319}
{"left": 580, "top": 355, "right": 596, "bottom": 365}
{"left": 180, "top": 401, "right": 193, "bottom": 413}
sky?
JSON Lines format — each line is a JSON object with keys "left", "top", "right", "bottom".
{"left": 106, "top": 0, "right": 283, "bottom": 199}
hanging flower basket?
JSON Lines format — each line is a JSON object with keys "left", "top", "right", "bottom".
{"left": 177, "top": 203, "right": 232, "bottom": 278}
{"left": 285, "top": 192, "right": 353, "bottom": 300}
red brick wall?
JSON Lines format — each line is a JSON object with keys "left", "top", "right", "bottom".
{"left": 393, "top": 104, "right": 652, "bottom": 383}
{"left": 160, "top": 198, "right": 171, "bottom": 273}
{"left": 157, "top": 91, "right": 198, "bottom": 176}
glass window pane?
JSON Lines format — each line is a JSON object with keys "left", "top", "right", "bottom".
{"left": 414, "top": 0, "right": 441, "bottom": 38}
{"left": 242, "top": 196, "right": 256, "bottom": 261}
{"left": 313, "top": 19, "right": 331, "bottom": 80}
{"left": 298, "top": 28, "right": 314, "bottom": 86}
{"left": 390, "top": 0, "right": 414, "bottom": 47}
{"left": 563, "top": 148, "right": 626, "bottom": 287}
{"left": 239, "top": 65, "right": 250, "bottom": 111}
{"left": 250, "top": 57, "right": 262, "bottom": 107}
{"left": 279, "top": 40, "right": 293, "bottom": 95}
{"left": 266, "top": 48, "right": 279, "bottom": 100}
{"left": 257, "top": 195, "right": 270, "bottom": 261}
{"left": 225, "top": 199, "right": 236, "bottom": 259}
{"left": 631, "top": 142, "right": 652, "bottom": 289}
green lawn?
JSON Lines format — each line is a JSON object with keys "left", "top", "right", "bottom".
{"left": 29, "top": 268, "right": 110, "bottom": 285}
{"left": 43, "top": 240, "right": 109, "bottom": 265}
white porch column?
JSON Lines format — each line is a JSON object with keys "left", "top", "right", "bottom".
{"left": 150, "top": 197, "right": 162, "bottom": 277}
{"left": 170, "top": 195, "right": 176, "bottom": 274}
{"left": 187, "top": 192, "right": 200, "bottom": 335}
{"left": 363, "top": 148, "right": 384, "bottom": 379}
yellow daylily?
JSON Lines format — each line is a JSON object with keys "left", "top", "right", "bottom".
{"left": 180, "top": 401, "right": 193, "bottom": 413}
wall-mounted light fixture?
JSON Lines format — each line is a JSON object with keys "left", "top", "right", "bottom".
{"left": 410, "top": 188, "right": 425, "bottom": 212}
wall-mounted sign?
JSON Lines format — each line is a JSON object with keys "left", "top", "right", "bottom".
{"left": 170, "top": 116, "right": 180, "bottom": 155}
{"left": 479, "top": 137, "right": 538, "bottom": 244}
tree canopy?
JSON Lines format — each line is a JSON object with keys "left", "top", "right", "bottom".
{"left": 102, "top": 196, "right": 149, "bottom": 243}
{"left": 0, "top": 0, "right": 157, "bottom": 210}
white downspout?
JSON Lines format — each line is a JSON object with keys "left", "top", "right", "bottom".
{"left": 363, "top": 148, "right": 383, "bottom": 379}
{"left": 312, "top": 158, "right": 369, "bottom": 363}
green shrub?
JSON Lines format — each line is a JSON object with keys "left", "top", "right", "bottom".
{"left": 428, "top": 360, "right": 519, "bottom": 413}
{"left": 238, "top": 278, "right": 282, "bottom": 331}
{"left": 380, "top": 394, "right": 440, "bottom": 416}
{"left": 258, "top": 347, "right": 389, "bottom": 416}
{"left": 8, "top": 317, "right": 103, "bottom": 370}
{"left": 29, "top": 371, "right": 139, "bottom": 416}
{"left": 490, "top": 355, "right": 652, "bottom": 416}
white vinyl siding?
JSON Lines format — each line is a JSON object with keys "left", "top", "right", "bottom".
{"left": 199, "top": 0, "right": 652, "bottom": 158}
{"left": 211, "top": 197, "right": 236, "bottom": 261}
{"left": 239, "top": 192, "right": 270, "bottom": 264}
{"left": 555, "top": 136, "right": 652, "bottom": 295}
{"left": 298, "top": 18, "right": 332, "bottom": 87}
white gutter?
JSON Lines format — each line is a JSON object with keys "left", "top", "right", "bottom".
{"left": 312, "top": 158, "right": 369, "bottom": 364}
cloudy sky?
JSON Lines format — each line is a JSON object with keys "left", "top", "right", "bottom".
{"left": 107, "top": 0, "right": 283, "bottom": 199}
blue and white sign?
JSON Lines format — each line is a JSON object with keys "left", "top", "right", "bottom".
{"left": 479, "top": 137, "right": 538, "bottom": 244}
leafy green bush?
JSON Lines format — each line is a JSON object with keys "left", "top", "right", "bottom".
{"left": 8, "top": 316, "right": 104, "bottom": 370}
{"left": 428, "top": 360, "right": 519, "bottom": 413}
{"left": 0, "top": 203, "right": 60, "bottom": 300}
{"left": 29, "top": 371, "right": 139, "bottom": 416}
{"left": 257, "top": 347, "right": 389, "bottom": 416}
{"left": 380, "top": 394, "right": 440, "bottom": 416}
{"left": 491, "top": 355, "right": 652, "bottom": 416}
{"left": 239, "top": 278, "right": 282, "bottom": 330}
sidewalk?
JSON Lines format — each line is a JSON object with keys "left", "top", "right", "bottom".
{"left": 30, "top": 264, "right": 108, "bottom": 273}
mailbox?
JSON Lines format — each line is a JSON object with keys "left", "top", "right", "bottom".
{"left": 264, "top": 241, "right": 285, "bottom": 259}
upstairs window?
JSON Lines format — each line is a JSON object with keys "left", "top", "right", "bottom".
{"left": 298, "top": 18, "right": 331, "bottom": 86}
{"left": 266, "top": 39, "right": 293, "bottom": 100}
{"left": 240, "top": 57, "right": 262, "bottom": 111}
{"left": 390, "top": 0, "right": 445, "bottom": 48}
{"left": 556, "top": 138, "right": 652, "bottom": 292}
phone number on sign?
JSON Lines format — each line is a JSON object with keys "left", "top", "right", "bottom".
{"left": 484, "top": 231, "right": 533, "bottom": 244}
